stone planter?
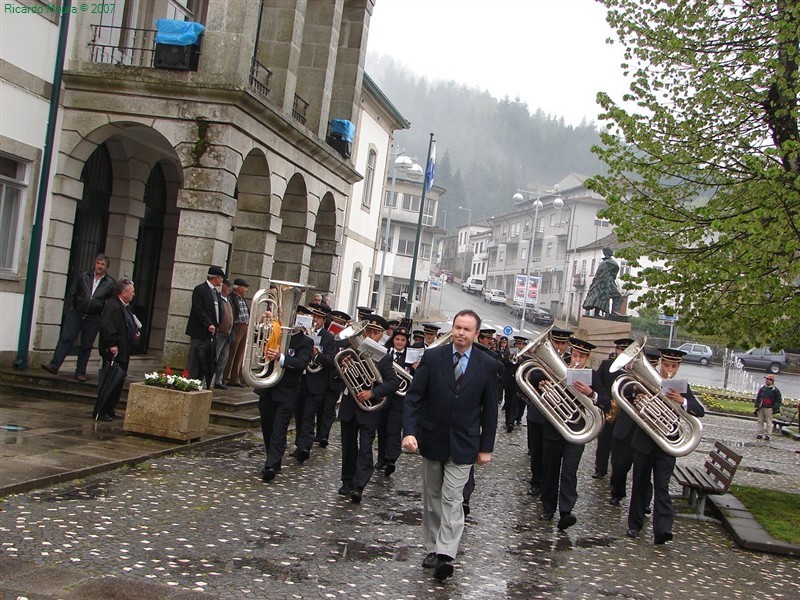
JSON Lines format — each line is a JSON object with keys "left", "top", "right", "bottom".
{"left": 124, "top": 382, "right": 212, "bottom": 442}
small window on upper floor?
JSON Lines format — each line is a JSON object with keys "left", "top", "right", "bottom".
{"left": 362, "top": 149, "right": 377, "bottom": 208}
{"left": 0, "top": 154, "right": 28, "bottom": 275}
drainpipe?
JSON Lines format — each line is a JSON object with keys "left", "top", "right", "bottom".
{"left": 14, "top": 2, "right": 72, "bottom": 370}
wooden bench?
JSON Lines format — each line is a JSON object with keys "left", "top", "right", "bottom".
{"left": 673, "top": 441, "right": 743, "bottom": 516}
{"left": 772, "top": 409, "right": 798, "bottom": 434}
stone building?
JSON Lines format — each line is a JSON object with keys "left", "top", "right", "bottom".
{"left": 1, "top": 0, "right": 380, "bottom": 368}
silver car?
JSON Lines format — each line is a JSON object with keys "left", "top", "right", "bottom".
{"left": 673, "top": 343, "right": 713, "bottom": 366}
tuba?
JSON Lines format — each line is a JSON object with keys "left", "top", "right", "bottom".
{"left": 334, "top": 320, "right": 388, "bottom": 411}
{"left": 609, "top": 340, "right": 703, "bottom": 457}
{"left": 514, "top": 327, "right": 605, "bottom": 444}
{"left": 241, "top": 280, "right": 306, "bottom": 389}
{"left": 392, "top": 362, "right": 413, "bottom": 397}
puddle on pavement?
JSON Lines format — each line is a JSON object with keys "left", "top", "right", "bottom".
{"left": 248, "top": 526, "right": 290, "bottom": 548}
{"left": 34, "top": 480, "right": 108, "bottom": 502}
{"left": 199, "top": 438, "right": 256, "bottom": 457}
{"left": 740, "top": 465, "right": 779, "bottom": 474}
{"left": 330, "top": 538, "right": 402, "bottom": 562}
{"left": 375, "top": 507, "right": 423, "bottom": 525}
{"left": 232, "top": 556, "right": 306, "bottom": 581}
{"left": 394, "top": 488, "right": 422, "bottom": 500}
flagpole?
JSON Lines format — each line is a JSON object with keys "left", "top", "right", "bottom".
{"left": 405, "top": 133, "right": 435, "bottom": 318}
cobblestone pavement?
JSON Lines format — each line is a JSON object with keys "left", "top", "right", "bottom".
{"left": 1, "top": 414, "right": 798, "bottom": 599}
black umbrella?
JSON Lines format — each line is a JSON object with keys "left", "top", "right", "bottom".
{"left": 200, "top": 335, "right": 216, "bottom": 390}
{"left": 93, "top": 360, "right": 126, "bottom": 421}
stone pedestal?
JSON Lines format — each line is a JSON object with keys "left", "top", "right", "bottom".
{"left": 124, "top": 382, "right": 212, "bottom": 442}
{"left": 576, "top": 316, "right": 633, "bottom": 369}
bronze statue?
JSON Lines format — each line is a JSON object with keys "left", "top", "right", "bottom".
{"left": 582, "top": 247, "right": 623, "bottom": 317}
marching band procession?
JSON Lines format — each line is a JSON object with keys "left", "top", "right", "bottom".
{"left": 241, "top": 281, "right": 706, "bottom": 582}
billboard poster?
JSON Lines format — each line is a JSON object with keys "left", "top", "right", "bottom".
{"left": 514, "top": 274, "right": 541, "bottom": 305}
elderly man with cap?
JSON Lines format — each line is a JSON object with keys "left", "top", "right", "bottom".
{"left": 313, "top": 309, "right": 352, "bottom": 448}
{"left": 376, "top": 326, "right": 412, "bottom": 476}
{"left": 223, "top": 278, "right": 250, "bottom": 387}
{"left": 592, "top": 337, "right": 635, "bottom": 479}
{"left": 338, "top": 314, "right": 400, "bottom": 503}
{"left": 754, "top": 374, "right": 782, "bottom": 441}
{"left": 186, "top": 266, "right": 225, "bottom": 388}
{"left": 293, "top": 302, "right": 337, "bottom": 462}
{"left": 257, "top": 309, "right": 314, "bottom": 483}
{"left": 626, "top": 348, "right": 705, "bottom": 544}
{"left": 212, "top": 280, "right": 234, "bottom": 390}
{"left": 539, "top": 337, "right": 607, "bottom": 530}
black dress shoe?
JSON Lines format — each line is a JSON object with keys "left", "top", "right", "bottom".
{"left": 506, "top": 425, "right": 514, "bottom": 433}
{"left": 625, "top": 528, "right": 640, "bottom": 538}
{"left": 592, "top": 472, "right": 606, "bottom": 479}
{"left": 318, "top": 439, "right": 328, "bottom": 448}
{"left": 350, "top": 487, "right": 363, "bottom": 504}
{"left": 433, "top": 555, "right": 454, "bottom": 581}
{"left": 654, "top": 532, "right": 673, "bottom": 545}
{"left": 261, "top": 468, "right": 276, "bottom": 482}
{"left": 229, "top": 383, "right": 245, "bottom": 388}
{"left": 609, "top": 496, "right": 622, "bottom": 506}
{"left": 296, "top": 449, "right": 310, "bottom": 463}
{"left": 462, "top": 503, "right": 470, "bottom": 517}
{"left": 374, "top": 460, "right": 386, "bottom": 470}
{"left": 557, "top": 513, "right": 577, "bottom": 530}
{"left": 107, "top": 413, "right": 124, "bottom": 420}
{"left": 539, "top": 512, "right": 554, "bottom": 521}
{"left": 528, "top": 486, "right": 542, "bottom": 496}
{"left": 338, "top": 485, "right": 352, "bottom": 497}
{"left": 95, "top": 414, "right": 113, "bottom": 422}
{"left": 41, "top": 363, "right": 58, "bottom": 375}
{"left": 383, "top": 462, "right": 396, "bottom": 477}
{"left": 214, "top": 382, "right": 229, "bottom": 390}
{"left": 422, "top": 552, "right": 438, "bottom": 569}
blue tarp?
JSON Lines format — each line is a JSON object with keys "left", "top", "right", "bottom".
{"left": 329, "top": 119, "right": 355, "bottom": 143}
{"left": 155, "top": 20, "right": 205, "bottom": 46}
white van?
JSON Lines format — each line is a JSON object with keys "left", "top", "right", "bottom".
{"left": 461, "top": 276, "right": 485, "bottom": 294}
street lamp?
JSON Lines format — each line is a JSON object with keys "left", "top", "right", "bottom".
{"left": 557, "top": 202, "right": 576, "bottom": 325}
{"left": 512, "top": 188, "right": 562, "bottom": 331}
{"left": 458, "top": 205, "right": 472, "bottom": 281}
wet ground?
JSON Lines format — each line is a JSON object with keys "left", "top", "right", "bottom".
{"left": 1, "top": 411, "right": 798, "bottom": 599}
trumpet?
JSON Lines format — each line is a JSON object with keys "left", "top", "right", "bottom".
{"left": 514, "top": 327, "right": 605, "bottom": 445}
{"left": 334, "top": 320, "right": 388, "bottom": 411}
{"left": 241, "top": 280, "right": 306, "bottom": 389}
{"left": 609, "top": 340, "right": 703, "bottom": 457}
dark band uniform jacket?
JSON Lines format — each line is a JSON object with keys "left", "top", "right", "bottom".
{"left": 403, "top": 343, "right": 498, "bottom": 464}
{"left": 306, "top": 327, "right": 336, "bottom": 394}
{"left": 259, "top": 332, "right": 315, "bottom": 402}
{"left": 337, "top": 352, "right": 401, "bottom": 422}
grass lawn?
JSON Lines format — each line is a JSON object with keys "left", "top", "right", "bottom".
{"left": 729, "top": 484, "right": 800, "bottom": 544}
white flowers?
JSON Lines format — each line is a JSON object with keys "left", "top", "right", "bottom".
{"left": 144, "top": 370, "right": 203, "bottom": 392}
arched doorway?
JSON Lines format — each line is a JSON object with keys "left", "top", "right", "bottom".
{"left": 273, "top": 173, "right": 309, "bottom": 283}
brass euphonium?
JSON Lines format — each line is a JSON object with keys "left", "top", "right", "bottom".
{"left": 609, "top": 340, "right": 703, "bottom": 457}
{"left": 514, "top": 327, "right": 605, "bottom": 444}
{"left": 334, "top": 320, "right": 388, "bottom": 411}
{"left": 241, "top": 280, "right": 306, "bottom": 389}
{"left": 392, "top": 362, "right": 413, "bottom": 397}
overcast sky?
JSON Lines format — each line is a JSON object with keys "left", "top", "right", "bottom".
{"left": 367, "top": 0, "right": 629, "bottom": 126}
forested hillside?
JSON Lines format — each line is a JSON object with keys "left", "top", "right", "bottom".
{"left": 366, "top": 55, "right": 607, "bottom": 227}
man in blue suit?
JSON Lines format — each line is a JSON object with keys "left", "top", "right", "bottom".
{"left": 402, "top": 309, "right": 498, "bottom": 582}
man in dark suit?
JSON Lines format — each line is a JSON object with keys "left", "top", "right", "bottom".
{"left": 402, "top": 309, "right": 498, "bottom": 582}
{"left": 293, "top": 303, "right": 336, "bottom": 462}
{"left": 185, "top": 266, "right": 224, "bottom": 388}
{"left": 257, "top": 314, "right": 314, "bottom": 483}
{"left": 338, "top": 314, "right": 400, "bottom": 504}
{"left": 94, "top": 279, "right": 138, "bottom": 420}
{"left": 592, "top": 338, "right": 635, "bottom": 479}
{"left": 626, "top": 348, "right": 705, "bottom": 544}
{"left": 314, "top": 310, "right": 352, "bottom": 447}
{"left": 42, "top": 254, "right": 116, "bottom": 382}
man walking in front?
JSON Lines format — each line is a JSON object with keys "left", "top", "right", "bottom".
{"left": 402, "top": 309, "right": 498, "bottom": 582}
{"left": 185, "top": 266, "right": 224, "bottom": 388}
{"left": 755, "top": 375, "right": 782, "bottom": 441}
{"left": 42, "top": 254, "right": 115, "bottom": 381}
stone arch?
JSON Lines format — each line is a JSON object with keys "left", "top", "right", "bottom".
{"left": 272, "top": 173, "right": 311, "bottom": 283}
{"left": 230, "top": 149, "right": 272, "bottom": 287}
{"left": 308, "top": 191, "right": 339, "bottom": 298}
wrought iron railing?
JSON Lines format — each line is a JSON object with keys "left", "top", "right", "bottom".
{"left": 89, "top": 24, "right": 156, "bottom": 66}
{"left": 249, "top": 57, "right": 271, "bottom": 98}
{"left": 292, "top": 93, "right": 309, "bottom": 125}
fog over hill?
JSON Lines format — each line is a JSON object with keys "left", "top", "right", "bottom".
{"left": 366, "top": 55, "right": 608, "bottom": 229}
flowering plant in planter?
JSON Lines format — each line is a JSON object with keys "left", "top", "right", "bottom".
{"left": 144, "top": 366, "right": 203, "bottom": 392}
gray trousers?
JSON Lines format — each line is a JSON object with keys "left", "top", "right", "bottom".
{"left": 421, "top": 457, "right": 472, "bottom": 560}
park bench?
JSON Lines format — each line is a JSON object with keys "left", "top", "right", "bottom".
{"left": 673, "top": 441, "right": 743, "bottom": 516}
{"left": 772, "top": 407, "right": 798, "bottom": 434}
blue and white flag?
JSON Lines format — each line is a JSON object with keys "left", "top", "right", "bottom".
{"left": 425, "top": 142, "right": 436, "bottom": 192}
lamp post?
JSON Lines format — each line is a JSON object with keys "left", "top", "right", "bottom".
{"left": 558, "top": 202, "right": 575, "bottom": 325}
{"left": 512, "top": 188, "right": 561, "bottom": 331}
{"left": 458, "top": 205, "right": 472, "bottom": 281}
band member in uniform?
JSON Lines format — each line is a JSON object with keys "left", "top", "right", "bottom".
{"left": 411, "top": 329, "right": 425, "bottom": 347}
{"left": 626, "top": 348, "right": 705, "bottom": 544}
{"left": 421, "top": 323, "right": 441, "bottom": 347}
{"left": 539, "top": 337, "right": 606, "bottom": 530}
{"left": 338, "top": 314, "right": 400, "bottom": 503}
{"left": 257, "top": 313, "right": 314, "bottom": 483}
{"left": 376, "top": 327, "right": 412, "bottom": 476}
{"left": 293, "top": 302, "right": 336, "bottom": 462}
{"left": 314, "top": 310, "right": 352, "bottom": 447}
{"left": 592, "top": 338, "right": 635, "bottom": 479}
{"left": 609, "top": 347, "right": 659, "bottom": 506}
{"left": 503, "top": 336, "right": 527, "bottom": 432}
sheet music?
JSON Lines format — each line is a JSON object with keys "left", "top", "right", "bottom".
{"left": 660, "top": 378, "right": 687, "bottom": 395}
{"left": 405, "top": 347, "right": 424, "bottom": 364}
{"left": 294, "top": 314, "right": 313, "bottom": 331}
{"left": 566, "top": 368, "right": 592, "bottom": 386}
{"left": 358, "top": 336, "right": 388, "bottom": 359}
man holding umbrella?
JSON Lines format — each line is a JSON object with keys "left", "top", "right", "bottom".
{"left": 94, "top": 279, "right": 139, "bottom": 421}
{"left": 186, "top": 266, "right": 224, "bottom": 388}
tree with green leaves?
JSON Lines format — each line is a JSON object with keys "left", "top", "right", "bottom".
{"left": 589, "top": 0, "right": 800, "bottom": 349}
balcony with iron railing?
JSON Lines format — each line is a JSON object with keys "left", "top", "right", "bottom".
{"left": 249, "top": 57, "right": 272, "bottom": 99}
{"left": 293, "top": 94, "right": 309, "bottom": 125}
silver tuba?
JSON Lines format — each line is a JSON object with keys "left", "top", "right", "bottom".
{"left": 609, "top": 340, "right": 703, "bottom": 457}
{"left": 514, "top": 327, "right": 605, "bottom": 444}
{"left": 241, "top": 280, "right": 306, "bottom": 389}
{"left": 334, "top": 320, "right": 388, "bottom": 411}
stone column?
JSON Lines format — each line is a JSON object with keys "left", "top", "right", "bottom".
{"left": 328, "top": 0, "right": 374, "bottom": 125}
{"left": 256, "top": 0, "right": 305, "bottom": 117}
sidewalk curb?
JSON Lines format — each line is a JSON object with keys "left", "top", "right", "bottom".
{"left": 710, "top": 493, "right": 800, "bottom": 557}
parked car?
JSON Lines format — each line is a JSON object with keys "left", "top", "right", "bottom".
{"left": 483, "top": 289, "right": 507, "bottom": 304}
{"left": 672, "top": 343, "right": 713, "bottom": 366}
{"left": 509, "top": 301, "right": 535, "bottom": 317}
{"left": 462, "top": 276, "right": 485, "bottom": 294}
{"left": 437, "top": 270, "right": 454, "bottom": 282}
{"left": 528, "top": 307, "right": 554, "bottom": 326}
{"left": 732, "top": 348, "right": 787, "bottom": 374}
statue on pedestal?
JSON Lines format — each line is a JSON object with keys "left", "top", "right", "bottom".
{"left": 582, "top": 247, "right": 624, "bottom": 318}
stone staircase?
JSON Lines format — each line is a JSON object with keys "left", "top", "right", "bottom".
{"left": 0, "top": 355, "right": 261, "bottom": 429}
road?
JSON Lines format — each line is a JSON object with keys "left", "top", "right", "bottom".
{"left": 425, "top": 281, "right": 800, "bottom": 399}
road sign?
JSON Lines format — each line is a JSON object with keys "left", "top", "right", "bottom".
{"left": 503, "top": 325, "right": 514, "bottom": 336}
{"left": 430, "top": 280, "right": 441, "bottom": 291}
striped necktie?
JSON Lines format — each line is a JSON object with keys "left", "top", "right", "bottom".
{"left": 453, "top": 352, "right": 463, "bottom": 383}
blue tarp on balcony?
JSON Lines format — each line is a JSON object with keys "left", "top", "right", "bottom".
{"left": 329, "top": 119, "right": 355, "bottom": 143}
{"left": 155, "top": 20, "right": 205, "bottom": 46}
